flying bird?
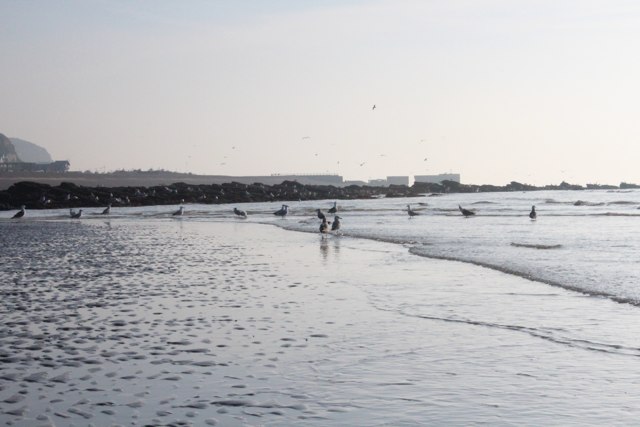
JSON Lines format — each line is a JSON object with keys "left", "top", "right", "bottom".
{"left": 12, "top": 205, "right": 25, "bottom": 219}
{"left": 529, "top": 205, "right": 537, "bottom": 220}
{"left": 458, "top": 205, "right": 475, "bottom": 217}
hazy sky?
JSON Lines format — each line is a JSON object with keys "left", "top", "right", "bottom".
{"left": 2, "top": 0, "right": 640, "bottom": 185}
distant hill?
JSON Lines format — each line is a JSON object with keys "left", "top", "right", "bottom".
{"left": 0, "top": 133, "right": 20, "bottom": 162}
{"left": 10, "top": 137, "right": 53, "bottom": 163}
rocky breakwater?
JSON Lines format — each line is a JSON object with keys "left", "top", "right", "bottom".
{"left": 0, "top": 180, "right": 423, "bottom": 211}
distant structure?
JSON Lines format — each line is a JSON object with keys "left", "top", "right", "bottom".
{"left": 0, "top": 134, "right": 20, "bottom": 163}
{"left": 414, "top": 173, "right": 461, "bottom": 184}
{"left": 343, "top": 180, "right": 368, "bottom": 186}
{"left": 269, "top": 174, "right": 343, "bottom": 186}
{"left": 0, "top": 133, "right": 69, "bottom": 173}
{"left": 387, "top": 176, "right": 409, "bottom": 186}
{"left": 0, "top": 160, "right": 70, "bottom": 173}
{"left": 367, "top": 176, "right": 410, "bottom": 187}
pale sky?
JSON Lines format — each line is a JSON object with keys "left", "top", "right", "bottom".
{"left": 2, "top": 0, "right": 640, "bottom": 185}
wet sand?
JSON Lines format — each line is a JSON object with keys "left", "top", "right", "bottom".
{"left": 2, "top": 219, "right": 640, "bottom": 426}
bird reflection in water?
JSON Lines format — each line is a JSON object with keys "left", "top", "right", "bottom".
{"left": 319, "top": 235, "right": 341, "bottom": 263}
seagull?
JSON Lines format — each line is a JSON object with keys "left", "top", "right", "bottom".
{"left": 12, "top": 205, "right": 25, "bottom": 219}
{"left": 328, "top": 201, "right": 337, "bottom": 214}
{"left": 102, "top": 204, "right": 111, "bottom": 215}
{"left": 319, "top": 218, "right": 329, "bottom": 234}
{"left": 173, "top": 206, "right": 184, "bottom": 216}
{"left": 407, "top": 204, "right": 420, "bottom": 217}
{"left": 529, "top": 205, "right": 537, "bottom": 220}
{"left": 274, "top": 204, "right": 288, "bottom": 217}
{"left": 458, "top": 205, "right": 475, "bottom": 217}
{"left": 317, "top": 209, "right": 326, "bottom": 221}
{"left": 70, "top": 209, "right": 83, "bottom": 219}
{"left": 234, "top": 207, "right": 247, "bottom": 218}
{"left": 331, "top": 215, "right": 341, "bottom": 231}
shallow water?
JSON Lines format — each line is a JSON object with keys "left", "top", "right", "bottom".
{"left": 2, "top": 190, "right": 640, "bottom": 425}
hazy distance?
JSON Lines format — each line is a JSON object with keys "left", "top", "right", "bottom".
{"left": 1, "top": 0, "right": 639, "bottom": 185}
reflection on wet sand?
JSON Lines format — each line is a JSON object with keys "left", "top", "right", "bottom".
{"left": 319, "top": 235, "right": 341, "bottom": 263}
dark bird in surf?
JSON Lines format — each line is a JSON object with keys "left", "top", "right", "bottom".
{"left": 234, "top": 207, "right": 247, "bottom": 218}
{"left": 328, "top": 201, "right": 337, "bottom": 214}
{"left": 173, "top": 206, "right": 184, "bottom": 216}
{"left": 331, "top": 215, "right": 341, "bottom": 231}
{"left": 102, "top": 204, "right": 111, "bottom": 215}
{"left": 317, "top": 209, "right": 326, "bottom": 221}
{"left": 319, "top": 218, "right": 329, "bottom": 234}
{"left": 407, "top": 204, "right": 419, "bottom": 217}
{"left": 458, "top": 205, "right": 475, "bottom": 217}
{"left": 70, "top": 209, "right": 83, "bottom": 219}
{"left": 529, "top": 205, "right": 537, "bottom": 220}
{"left": 12, "top": 205, "right": 25, "bottom": 219}
{"left": 274, "top": 204, "right": 289, "bottom": 217}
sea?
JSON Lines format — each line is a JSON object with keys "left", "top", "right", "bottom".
{"left": 1, "top": 188, "right": 640, "bottom": 426}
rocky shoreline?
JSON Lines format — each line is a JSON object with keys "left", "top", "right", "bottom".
{"left": 1, "top": 179, "right": 638, "bottom": 211}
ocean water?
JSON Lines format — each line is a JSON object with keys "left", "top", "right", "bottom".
{"left": 2, "top": 189, "right": 640, "bottom": 426}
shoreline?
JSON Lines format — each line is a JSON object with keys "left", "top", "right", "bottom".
{"left": 3, "top": 219, "right": 640, "bottom": 425}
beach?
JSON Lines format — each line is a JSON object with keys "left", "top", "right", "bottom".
{"left": 2, "top": 214, "right": 640, "bottom": 426}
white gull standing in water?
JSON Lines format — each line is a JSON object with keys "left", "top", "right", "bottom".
{"left": 274, "top": 205, "right": 288, "bottom": 217}
{"left": 331, "top": 215, "right": 341, "bottom": 232}
{"left": 407, "top": 204, "right": 419, "bottom": 217}
{"left": 319, "top": 218, "right": 329, "bottom": 234}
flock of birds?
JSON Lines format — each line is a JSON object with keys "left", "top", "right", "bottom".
{"left": 10, "top": 203, "right": 178, "bottom": 219}
{"left": 406, "top": 204, "right": 537, "bottom": 220}
{"left": 234, "top": 200, "right": 342, "bottom": 236}
{"left": 9, "top": 202, "right": 537, "bottom": 230}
